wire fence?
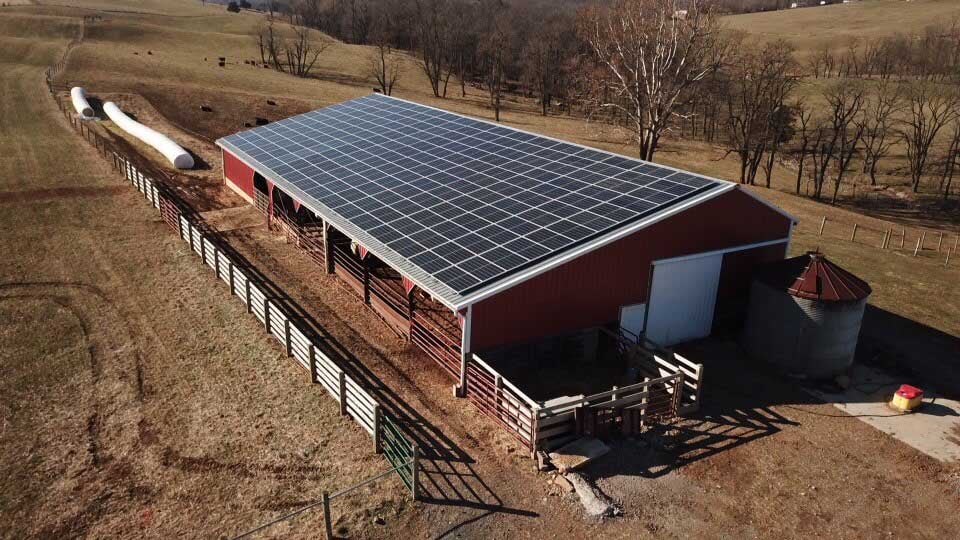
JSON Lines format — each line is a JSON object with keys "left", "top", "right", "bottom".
{"left": 45, "top": 35, "right": 418, "bottom": 538}
{"left": 812, "top": 215, "right": 958, "bottom": 266}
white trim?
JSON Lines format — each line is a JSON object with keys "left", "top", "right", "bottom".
{"left": 216, "top": 93, "right": 797, "bottom": 311}
{"left": 786, "top": 221, "right": 795, "bottom": 255}
{"left": 458, "top": 304, "right": 473, "bottom": 392}
{"left": 224, "top": 176, "right": 254, "bottom": 204}
{"left": 651, "top": 237, "right": 790, "bottom": 267}
{"left": 454, "top": 184, "right": 736, "bottom": 308}
{"left": 216, "top": 144, "right": 462, "bottom": 311}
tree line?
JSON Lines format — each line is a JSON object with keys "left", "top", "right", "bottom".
{"left": 255, "top": 0, "right": 960, "bottom": 203}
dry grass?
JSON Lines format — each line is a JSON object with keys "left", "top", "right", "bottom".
{"left": 4, "top": 2, "right": 960, "bottom": 538}
{"left": 724, "top": 0, "right": 960, "bottom": 58}
{"left": 46, "top": 0, "right": 957, "bottom": 342}
{"left": 0, "top": 15, "right": 409, "bottom": 539}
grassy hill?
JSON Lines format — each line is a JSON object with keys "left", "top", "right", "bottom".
{"left": 724, "top": 0, "right": 960, "bottom": 56}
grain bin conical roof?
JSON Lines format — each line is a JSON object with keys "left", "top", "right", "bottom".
{"left": 757, "top": 251, "right": 871, "bottom": 302}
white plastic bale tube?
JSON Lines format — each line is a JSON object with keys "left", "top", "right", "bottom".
{"left": 70, "top": 86, "right": 94, "bottom": 118}
{"left": 103, "top": 101, "right": 195, "bottom": 169}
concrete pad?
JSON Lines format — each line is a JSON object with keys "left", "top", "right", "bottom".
{"left": 549, "top": 437, "right": 610, "bottom": 473}
{"left": 806, "top": 364, "right": 960, "bottom": 463}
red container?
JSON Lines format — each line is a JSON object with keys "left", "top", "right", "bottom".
{"left": 896, "top": 384, "right": 923, "bottom": 400}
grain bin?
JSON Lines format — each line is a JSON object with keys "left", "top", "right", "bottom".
{"left": 742, "top": 251, "right": 871, "bottom": 378}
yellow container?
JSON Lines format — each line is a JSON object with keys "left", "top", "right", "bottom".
{"left": 890, "top": 385, "right": 923, "bottom": 412}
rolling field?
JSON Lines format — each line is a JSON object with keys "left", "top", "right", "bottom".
{"left": 0, "top": 9, "right": 405, "bottom": 538}
{"left": 725, "top": 0, "right": 960, "bottom": 57}
{"left": 44, "top": 0, "right": 958, "bottom": 337}
{"left": 1, "top": 0, "right": 959, "bottom": 538}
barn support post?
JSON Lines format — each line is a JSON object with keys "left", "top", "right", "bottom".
{"left": 455, "top": 305, "right": 472, "bottom": 398}
{"left": 323, "top": 222, "right": 334, "bottom": 274}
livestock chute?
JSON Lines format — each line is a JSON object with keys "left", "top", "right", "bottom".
{"left": 70, "top": 87, "right": 94, "bottom": 118}
{"left": 103, "top": 101, "right": 194, "bottom": 169}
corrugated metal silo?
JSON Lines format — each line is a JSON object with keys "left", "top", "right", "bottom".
{"left": 742, "top": 251, "right": 871, "bottom": 378}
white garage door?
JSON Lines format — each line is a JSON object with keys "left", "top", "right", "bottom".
{"left": 645, "top": 253, "right": 723, "bottom": 346}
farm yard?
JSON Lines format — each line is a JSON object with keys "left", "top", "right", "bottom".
{"left": 1, "top": 0, "right": 959, "bottom": 539}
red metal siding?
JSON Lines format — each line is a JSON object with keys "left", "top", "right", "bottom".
{"left": 470, "top": 188, "right": 792, "bottom": 351}
{"left": 223, "top": 149, "right": 255, "bottom": 198}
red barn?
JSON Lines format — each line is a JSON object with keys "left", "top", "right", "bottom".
{"left": 216, "top": 94, "right": 794, "bottom": 446}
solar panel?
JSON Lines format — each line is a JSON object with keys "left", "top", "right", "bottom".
{"left": 218, "top": 93, "right": 725, "bottom": 303}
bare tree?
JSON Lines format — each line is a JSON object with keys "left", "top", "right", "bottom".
{"left": 580, "top": 0, "right": 727, "bottom": 161}
{"left": 414, "top": 0, "right": 452, "bottom": 98}
{"left": 257, "top": 20, "right": 284, "bottom": 71}
{"left": 856, "top": 80, "right": 903, "bottom": 186}
{"left": 522, "top": 16, "right": 568, "bottom": 116}
{"left": 941, "top": 118, "right": 960, "bottom": 200}
{"left": 723, "top": 39, "right": 797, "bottom": 185}
{"left": 809, "top": 81, "right": 866, "bottom": 201}
{"left": 480, "top": 14, "right": 511, "bottom": 122}
{"left": 899, "top": 82, "right": 960, "bottom": 192}
{"left": 368, "top": 17, "right": 402, "bottom": 95}
{"left": 284, "top": 25, "right": 328, "bottom": 77}
{"left": 793, "top": 99, "right": 812, "bottom": 195}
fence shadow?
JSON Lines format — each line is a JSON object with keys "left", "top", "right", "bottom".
{"left": 209, "top": 236, "right": 534, "bottom": 515}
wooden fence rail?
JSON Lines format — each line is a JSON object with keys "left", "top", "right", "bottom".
{"left": 47, "top": 68, "right": 419, "bottom": 501}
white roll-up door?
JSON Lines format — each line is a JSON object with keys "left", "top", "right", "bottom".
{"left": 645, "top": 253, "right": 723, "bottom": 346}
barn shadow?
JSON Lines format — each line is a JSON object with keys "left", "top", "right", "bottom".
{"left": 188, "top": 216, "right": 536, "bottom": 520}
{"left": 588, "top": 302, "right": 960, "bottom": 480}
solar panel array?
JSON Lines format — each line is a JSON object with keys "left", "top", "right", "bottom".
{"left": 219, "top": 93, "right": 723, "bottom": 297}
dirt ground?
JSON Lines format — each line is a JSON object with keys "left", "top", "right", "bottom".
{"left": 3, "top": 3, "right": 960, "bottom": 539}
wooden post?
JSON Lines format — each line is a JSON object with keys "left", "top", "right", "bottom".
{"left": 411, "top": 445, "right": 420, "bottom": 500}
{"left": 214, "top": 248, "right": 221, "bottom": 279}
{"left": 373, "top": 405, "right": 382, "bottom": 454}
{"left": 954, "top": 234, "right": 959, "bottom": 253}
{"left": 611, "top": 386, "right": 618, "bottom": 403}
{"left": 914, "top": 237, "right": 922, "bottom": 257}
{"left": 323, "top": 225, "right": 334, "bottom": 274}
{"left": 919, "top": 231, "right": 926, "bottom": 253}
{"left": 672, "top": 372, "right": 686, "bottom": 415}
{"left": 322, "top": 493, "right": 333, "bottom": 540}
{"left": 264, "top": 298, "right": 271, "bottom": 333}
{"left": 946, "top": 249, "right": 952, "bottom": 267}
{"left": 245, "top": 278, "right": 252, "bottom": 313}
{"left": 900, "top": 228, "right": 905, "bottom": 249}
{"left": 283, "top": 318, "right": 292, "bottom": 357}
{"left": 640, "top": 377, "right": 650, "bottom": 428}
{"left": 228, "top": 261, "right": 235, "bottom": 295}
{"left": 880, "top": 231, "right": 887, "bottom": 248}
{"left": 850, "top": 223, "right": 858, "bottom": 242}
{"left": 309, "top": 344, "right": 318, "bottom": 383}
{"left": 819, "top": 216, "right": 826, "bottom": 236}
{"left": 338, "top": 372, "right": 347, "bottom": 415}
{"left": 937, "top": 231, "right": 943, "bottom": 252}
